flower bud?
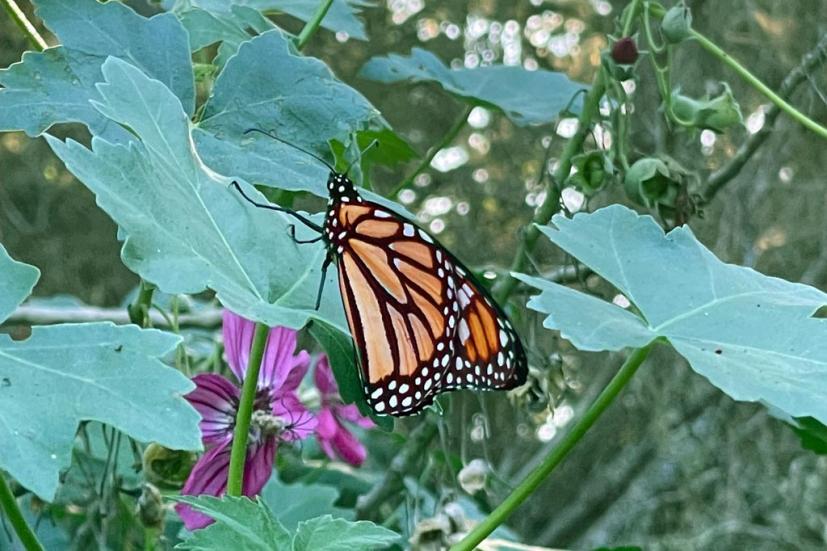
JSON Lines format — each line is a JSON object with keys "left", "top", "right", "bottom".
{"left": 670, "top": 83, "right": 743, "bottom": 133}
{"left": 611, "top": 37, "right": 639, "bottom": 64}
{"left": 137, "top": 483, "right": 164, "bottom": 529}
{"left": 458, "top": 459, "right": 489, "bottom": 494}
{"left": 662, "top": 5, "right": 693, "bottom": 44}
{"left": 567, "top": 151, "right": 613, "bottom": 195}
{"left": 142, "top": 443, "right": 197, "bottom": 490}
{"left": 624, "top": 157, "right": 674, "bottom": 207}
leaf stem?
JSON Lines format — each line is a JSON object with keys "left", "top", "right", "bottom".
{"left": 0, "top": 473, "right": 44, "bottom": 551}
{"left": 450, "top": 344, "right": 654, "bottom": 551}
{"left": 492, "top": 72, "right": 606, "bottom": 303}
{"left": 644, "top": 2, "right": 827, "bottom": 140}
{"left": 226, "top": 322, "right": 270, "bottom": 496}
{"left": 390, "top": 104, "right": 473, "bottom": 197}
{"left": 295, "top": 0, "right": 334, "bottom": 50}
{"left": 1, "top": 0, "right": 47, "bottom": 51}
{"left": 127, "top": 280, "right": 155, "bottom": 327}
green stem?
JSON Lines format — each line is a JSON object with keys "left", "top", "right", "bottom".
{"left": 128, "top": 280, "right": 155, "bottom": 327}
{"left": 450, "top": 344, "right": 654, "bottom": 551}
{"left": 226, "top": 322, "right": 270, "bottom": 497}
{"left": 1, "top": 0, "right": 47, "bottom": 51}
{"left": 492, "top": 73, "right": 606, "bottom": 303}
{"left": 390, "top": 104, "right": 473, "bottom": 197}
{"left": 645, "top": 2, "right": 827, "bottom": 140}
{"left": 0, "top": 473, "right": 44, "bottom": 551}
{"left": 295, "top": 0, "right": 334, "bottom": 50}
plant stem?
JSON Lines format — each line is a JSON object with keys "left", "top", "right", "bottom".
{"left": 226, "top": 322, "right": 270, "bottom": 496}
{"left": 1, "top": 0, "right": 47, "bottom": 51}
{"left": 128, "top": 280, "right": 155, "bottom": 327}
{"left": 0, "top": 473, "right": 44, "bottom": 551}
{"left": 451, "top": 344, "right": 654, "bottom": 551}
{"left": 644, "top": 3, "right": 827, "bottom": 140}
{"left": 295, "top": 0, "right": 334, "bottom": 50}
{"left": 492, "top": 72, "right": 606, "bottom": 303}
{"left": 390, "top": 104, "right": 473, "bottom": 197}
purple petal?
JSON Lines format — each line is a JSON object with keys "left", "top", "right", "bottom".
{"left": 222, "top": 310, "right": 255, "bottom": 383}
{"left": 242, "top": 438, "right": 277, "bottom": 496}
{"left": 272, "top": 393, "right": 317, "bottom": 441}
{"left": 260, "top": 326, "right": 308, "bottom": 392}
{"left": 187, "top": 374, "right": 239, "bottom": 445}
{"left": 336, "top": 404, "right": 375, "bottom": 429}
{"left": 315, "top": 410, "right": 367, "bottom": 466}
{"left": 176, "top": 442, "right": 232, "bottom": 530}
{"left": 175, "top": 438, "right": 277, "bottom": 531}
{"left": 313, "top": 355, "right": 337, "bottom": 397}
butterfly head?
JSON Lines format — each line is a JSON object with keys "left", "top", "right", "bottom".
{"left": 327, "top": 171, "right": 361, "bottom": 204}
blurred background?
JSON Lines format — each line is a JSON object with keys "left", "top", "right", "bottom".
{"left": 2, "top": 0, "right": 827, "bottom": 549}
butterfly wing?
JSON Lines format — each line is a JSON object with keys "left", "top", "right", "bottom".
{"left": 331, "top": 200, "right": 527, "bottom": 416}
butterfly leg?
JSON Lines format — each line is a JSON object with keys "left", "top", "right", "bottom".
{"left": 230, "top": 181, "right": 323, "bottom": 234}
{"left": 287, "top": 224, "right": 324, "bottom": 244}
{"left": 314, "top": 255, "right": 332, "bottom": 310}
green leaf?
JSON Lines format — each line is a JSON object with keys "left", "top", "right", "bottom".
{"left": 292, "top": 515, "right": 400, "bottom": 551}
{"left": 45, "top": 57, "right": 347, "bottom": 333}
{"left": 307, "top": 321, "right": 393, "bottom": 431}
{"left": 176, "top": 5, "right": 276, "bottom": 68}
{"left": 262, "top": 0, "right": 372, "bottom": 41}
{"left": 791, "top": 417, "right": 827, "bottom": 455}
{"left": 0, "top": 243, "right": 39, "bottom": 323}
{"left": 0, "top": 0, "right": 193, "bottom": 138}
{"left": 0, "top": 322, "right": 200, "bottom": 500}
{"left": 359, "top": 48, "right": 586, "bottom": 126}
{"left": 175, "top": 496, "right": 291, "bottom": 550}
{"left": 516, "top": 205, "right": 827, "bottom": 424}
{"left": 260, "top": 477, "right": 352, "bottom": 531}
{"left": 193, "top": 29, "right": 383, "bottom": 198}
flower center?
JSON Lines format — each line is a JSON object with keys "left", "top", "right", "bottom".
{"left": 250, "top": 410, "right": 287, "bottom": 438}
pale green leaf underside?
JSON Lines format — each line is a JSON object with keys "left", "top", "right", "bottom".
{"left": 175, "top": 496, "right": 291, "bottom": 550}
{"left": 260, "top": 477, "right": 353, "bottom": 531}
{"left": 517, "top": 205, "right": 827, "bottom": 424}
{"left": 0, "top": 0, "right": 193, "bottom": 139}
{"left": 45, "top": 57, "right": 347, "bottom": 333}
{"left": 292, "top": 515, "right": 400, "bottom": 551}
{"left": 0, "top": 243, "right": 40, "bottom": 323}
{"left": 0, "top": 322, "right": 200, "bottom": 500}
{"left": 359, "top": 47, "right": 586, "bottom": 126}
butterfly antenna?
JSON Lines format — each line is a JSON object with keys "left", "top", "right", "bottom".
{"left": 344, "top": 139, "right": 380, "bottom": 176}
{"left": 244, "top": 128, "right": 336, "bottom": 172}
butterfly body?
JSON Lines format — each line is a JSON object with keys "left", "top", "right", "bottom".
{"left": 321, "top": 172, "right": 527, "bottom": 416}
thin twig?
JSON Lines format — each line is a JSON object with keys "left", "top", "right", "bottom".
{"left": 1, "top": 0, "right": 48, "bottom": 51}
{"left": 703, "top": 33, "right": 827, "bottom": 202}
{"left": 4, "top": 305, "right": 223, "bottom": 329}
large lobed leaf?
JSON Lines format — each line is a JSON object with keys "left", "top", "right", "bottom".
{"left": 0, "top": 0, "right": 193, "bottom": 140}
{"left": 45, "top": 57, "right": 347, "bottom": 333}
{"left": 176, "top": 497, "right": 398, "bottom": 550}
{"left": 516, "top": 205, "right": 827, "bottom": 424}
{"left": 192, "top": 29, "right": 383, "bottom": 198}
{"left": 176, "top": 5, "right": 276, "bottom": 68}
{"left": 0, "top": 246, "right": 200, "bottom": 500}
{"left": 359, "top": 48, "right": 586, "bottom": 126}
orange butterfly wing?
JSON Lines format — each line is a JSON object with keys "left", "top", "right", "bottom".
{"left": 330, "top": 199, "right": 527, "bottom": 416}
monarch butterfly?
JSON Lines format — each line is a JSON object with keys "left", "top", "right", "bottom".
{"left": 233, "top": 131, "right": 527, "bottom": 416}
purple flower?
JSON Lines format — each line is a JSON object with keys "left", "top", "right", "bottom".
{"left": 314, "top": 356, "right": 374, "bottom": 466}
{"left": 176, "top": 310, "right": 316, "bottom": 530}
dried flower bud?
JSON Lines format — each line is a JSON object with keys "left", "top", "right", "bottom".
{"left": 409, "top": 514, "right": 452, "bottom": 551}
{"left": 137, "top": 483, "right": 164, "bottom": 529}
{"left": 142, "top": 443, "right": 198, "bottom": 490}
{"left": 611, "top": 37, "right": 639, "bottom": 65}
{"left": 458, "top": 459, "right": 489, "bottom": 494}
{"left": 662, "top": 5, "right": 693, "bottom": 44}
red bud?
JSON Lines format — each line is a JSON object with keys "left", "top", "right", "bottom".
{"left": 611, "top": 37, "right": 638, "bottom": 64}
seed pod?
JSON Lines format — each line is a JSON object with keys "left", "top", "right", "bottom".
{"left": 662, "top": 5, "right": 693, "bottom": 44}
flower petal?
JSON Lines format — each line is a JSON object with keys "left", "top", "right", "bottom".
{"left": 315, "top": 408, "right": 339, "bottom": 440}
{"left": 176, "top": 441, "right": 232, "bottom": 530}
{"left": 313, "top": 355, "right": 338, "bottom": 397}
{"left": 242, "top": 438, "right": 277, "bottom": 496}
{"left": 318, "top": 415, "right": 368, "bottom": 467}
{"left": 336, "top": 404, "right": 375, "bottom": 429}
{"left": 222, "top": 310, "right": 255, "bottom": 383}
{"left": 272, "top": 393, "right": 318, "bottom": 441}
{"left": 187, "top": 374, "right": 240, "bottom": 445}
{"left": 260, "top": 326, "right": 308, "bottom": 392}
